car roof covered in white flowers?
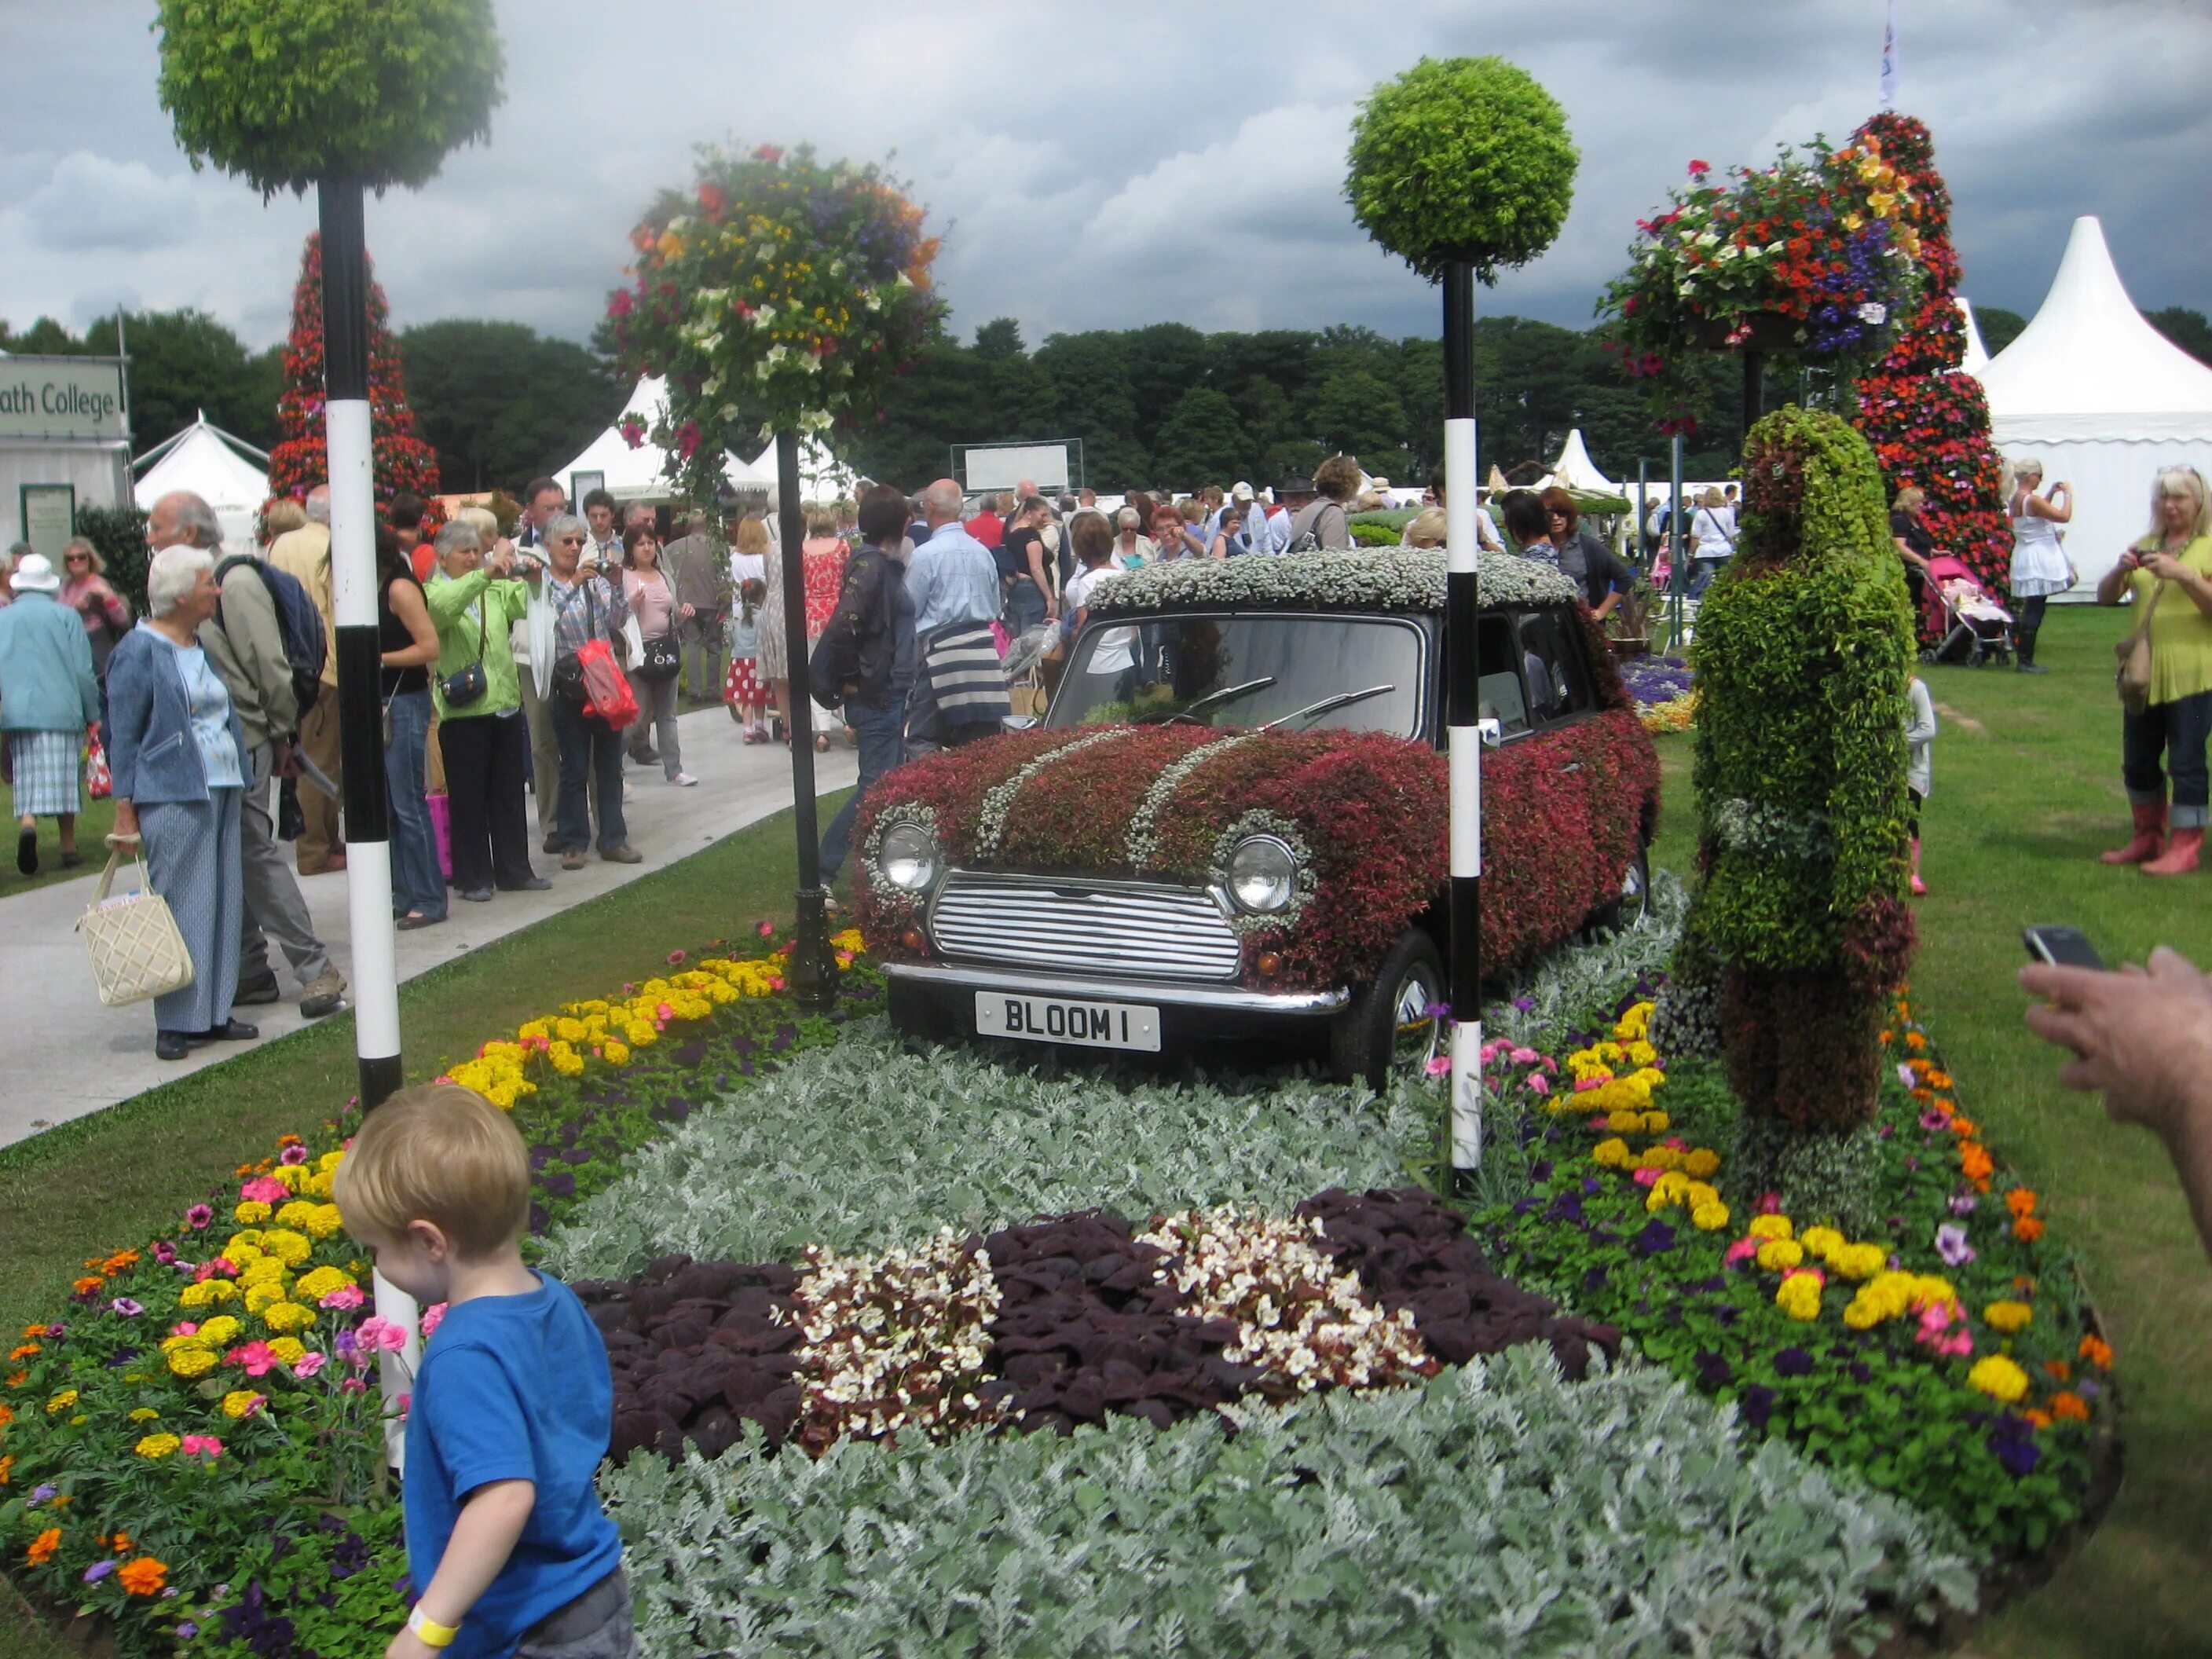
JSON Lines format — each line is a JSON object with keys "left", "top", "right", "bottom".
{"left": 1083, "top": 549, "right": 1581, "bottom": 618}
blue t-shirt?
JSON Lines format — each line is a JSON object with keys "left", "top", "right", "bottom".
{"left": 402, "top": 1273, "right": 624, "bottom": 1658}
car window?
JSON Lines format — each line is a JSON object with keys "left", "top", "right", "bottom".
{"left": 1475, "top": 613, "right": 1529, "bottom": 736}
{"left": 1516, "top": 608, "right": 1592, "bottom": 724}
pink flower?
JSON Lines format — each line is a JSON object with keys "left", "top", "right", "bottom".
{"left": 340, "top": 1377, "right": 368, "bottom": 1395}
{"left": 1725, "top": 1238, "right": 1759, "bottom": 1265}
{"left": 607, "top": 288, "right": 635, "bottom": 319}
{"left": 419, "top": 1302, "right": 447, "bottom": 1339}
{"left": 278, "top": 1145, "right": 309, "bottom": 1166}
{"left": 293, "top": 1353, "right": 327, "bottom": 1379}
{"left": 1587, "top": 1115, "right": 1609, "bottom": 1131}
{"left": 185, "top": 1204, "right": 214, "bottom": 1231}
{"left": 1525, "top": 1073, "right": 1549, "bottom": 1097}
{"left": 239, "top": 1176, "right": 289, "bottom": 1204}
{"left": 227, "top": 1341, "right": 280, "bottom": 1377}
{"left": 1573, "top": 1075, "right": 1604, "bottom": 1093}
{"left": 179, "top": 1435, "right": 223, "bottom": 1458}
{"left": 1661, "top": 1136, "right": 1687, "bottom": 1151}
{"left": 1688, "top": 157, "right": 1712, "bottom": 176}
{"left": 357, "top": 1316, "right": 409, "bottom": 1353}
{"left": 675, "top": 420, "right": 703, "bottom": 461}
{"left": 1423, "top": 1054, "right": 1452, "bottom": 1078}
{"left": 665, "top": 950, "right": 687, "bottom": 965}
{"left": 617, "top": 417, "right": 645, "bottom": 451}
{"left": 756, "top": 921, "right": 776, "bottom": 938}
{"left": 655, "top": 1002, "right": 676, "bottom": 1021}
{"left": 753, "top": 143, "right": 784, "bottom": 163}
{"left": 319, "top": 1285, "right": 365, "bottom": 1311}
{"left": 397, "top": 1393, "right": 413, "bottom": 1418}
{"left": 170, "top": 1320, "right": 199, "bottom": 1337}
{"left": 1509, "top": 1046, "right": 1539, "bottom": 1065}
{"left": 1632, "top": 1167, "right": 1662, "bottom": 1188}
{"left": 1757, "top": 1192, "right": 1783, "bottom": 1215}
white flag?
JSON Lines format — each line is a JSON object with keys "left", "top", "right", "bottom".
{"left": 1879, "top": 0, "right": 1901, "bottom": 107}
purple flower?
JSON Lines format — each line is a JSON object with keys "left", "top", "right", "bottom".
{"left": 109, "top": 1298, "right": 144, "bottom": 1317}
{"left": 1936, "top": 1223, "right": 1976, "bottom": 1267}
{"left": 2078, "top": 1377, "right": 2103, "bottom": 1400}
{"left": 1990, "top": 1414, "right": 2042, "bottom": 1476}
{"left": 1513, "top": 997, "right": 1535, "bottom": 1013}
{"left": 1634, "top": 1220, "right": 1677, "bottom": 1256}
{"left": 1947, "top": 1191, "right": 1979, "bottom": 1216}
{"left": 1774, "top": 1347, "right": 1815, "bottom": 1377}
{"left": 27, "top": 1485, "right": 55, "bottom": 1507}
{"left": 1694, "top": 1350, "right": 1732, "bottom": 1390}
{"left": 82, "top": 1560, "right": 115, "bottom": 1584}
{"left": 176, "top": 1624, "right": 198, "bottom": 1641}
{"left": 1920, "top": 1110, "right": 1949, "bottom": 1131}
{"left": 1741, "top": 1384, "right": 1776, "bottom": 1430}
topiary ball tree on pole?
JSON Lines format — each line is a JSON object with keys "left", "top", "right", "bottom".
{"left": 159, "top": 0, "right": 504, "bottom": 1116}
{"left": 1346, "top": 57, "right": 1576, "bottom": 1188}
{"left": 158, "top": 0, "right": 503, "bottom": 1469}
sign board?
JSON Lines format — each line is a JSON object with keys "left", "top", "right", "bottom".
{"left": 19, "top": 483, "right": 76, "bottom": 561}
{"left": 959, "top": 441, "right": 1075, "bottom": 493}
{"left": 568, "top": 470, "right": 606, "bottom": 511}
{"left": 0, "top": 356, "right": 128, "bottom": 441}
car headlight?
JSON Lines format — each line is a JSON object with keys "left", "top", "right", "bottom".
{"left": 1226, "top": 834, "right": 1298, "bottom": 914}
{"left": 877, "top": 821, "right": 941, "bottom": 893}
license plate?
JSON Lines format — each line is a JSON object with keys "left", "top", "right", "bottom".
{"left": 975, "top": 991, "right": 1161, "bottom": 1051}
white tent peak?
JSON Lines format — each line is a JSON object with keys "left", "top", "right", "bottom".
{"left": 1956, "top": 298, "right": 1990, "bottom": 376}
{"left": 1538, "top": 428, "right": 1616, "bottom": 494}
{"left": 554, "top": 376, "right": 770, "bottom": 502}
{"left": 133, "top": 416, "right": 270, "bottom": 551}
{"left": 1979, "top": 215, "right": 2212, "bottom": 422}
{"left": 753, "top": 434, "right": 861, "bottom": 507}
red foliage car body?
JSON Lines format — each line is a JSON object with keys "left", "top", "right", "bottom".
{"left": 855, "top": 550, "right": 1661, "bottom": 1084}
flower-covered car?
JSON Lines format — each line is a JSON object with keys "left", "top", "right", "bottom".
{"left": 854, "top": 551, "right": 1661, "bottom": 1085}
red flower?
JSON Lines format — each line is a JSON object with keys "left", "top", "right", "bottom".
{"left": 675, "top": 420, "right": 703, "bottom": 460}
{"left": 607, "top": 289, "right": 634, "bottom": 319}
{"left": 753, "top": 144, "right": 784, "bottom": 164}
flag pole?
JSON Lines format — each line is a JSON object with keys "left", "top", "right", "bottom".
{"left": 1443, "top": 259, "right": 1483, "bottom": 1190}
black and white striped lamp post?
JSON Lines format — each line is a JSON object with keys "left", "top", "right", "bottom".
{"left": 319, "top": 178, "right": 405, "bottom": 1111}
{"left": 1441, "top": 262, "right": 1485, "bottom": 1189}
{"left": 774, "top": 430, "right": 839, "bottom": 1012}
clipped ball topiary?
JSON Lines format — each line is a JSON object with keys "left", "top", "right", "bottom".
{"left": 156, "top": 0, "right": 504, "bottom": 196}
{"left": 1345, "top": 57, "right": 1577, "bottom": 282}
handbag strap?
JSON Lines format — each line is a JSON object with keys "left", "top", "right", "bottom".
{"left": 2133, "top": 570, "right": 2167, "bottom": 641}
{"left": 78, "top": 848, "right": 148, "bottom": 922}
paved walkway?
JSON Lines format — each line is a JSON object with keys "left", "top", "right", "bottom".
{"left": 0, "top": 703, "right": 856, "bottom": 1148}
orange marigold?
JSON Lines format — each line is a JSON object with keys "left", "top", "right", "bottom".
{"left": 2014, "top": 1217, "right": 2046, "bottom": 1243}
{"left": 0, "top": 1453, "right": 13, "bottom": 1484}
{"left": 1905, "top": 1031, "right": 1928, "bottom": 1050}
{"left": 2080, "top": 1335, "right": 2114, "bottom": 1369}
{"left": 1947, "top": 1115, "right": 1979, "bottom": 1139}
{"left": 116, "top": 1557, "right": 167, "bottom": 1596}
{"left": 2023, "top": 1408, "right": 2053, "bottom": 1429}
{"left": 101, "top": 1250, "right": 139, "bottom": 1275}
{"left": 1879, "top": 1029, "right": 1895, "bottom": 1045}
{"left": 2050, "top": 1391, "right": 2091, "bottom": 1422}
{"left": 0, "top": 1404, "right": 13, "bottom": 1427}
{"left": 1960, "top": 1143, "right": 1994, "bottom": 1181}
{"left": 1928, "top": 1070, "right": 1954, "bottom": 1089}
{"left": 71, "top": 1277, "right": 101, "bottom": 1296}
{"left": 7, "top": 1372, "right": 26, "bottom": 1389}
{"left": 8, "top": 1343, "right": 38, "bottom": 1361}
{"left": 25, "top": 1528, "right": 60, "bottom": 1566}
{"left": 2007, "top": 1188, "right": 2038, "bottom": 1218}
{"left": 2044, "top": 1359, "right": 2072, "bottom": 1381}
{"left": 110, "top": 1531, "right": 130, "bottom": 1552}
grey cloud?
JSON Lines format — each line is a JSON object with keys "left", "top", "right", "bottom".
{"left": 23, "top": 152, "right": 197, "bottom": 251}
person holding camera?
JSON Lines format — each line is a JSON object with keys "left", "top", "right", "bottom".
{"left": 377, "top": 526, "right": 446, "bottom": 929}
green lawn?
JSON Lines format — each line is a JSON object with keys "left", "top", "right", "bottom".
{"left": 1654, "top": 602, "right": 2212, "bottom": 1657}
{"left": 0, "top": 796, "right": 113, "bottom": 899}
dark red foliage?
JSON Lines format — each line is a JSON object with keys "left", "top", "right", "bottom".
{"left": 1719, "top": 965, "right": 1888, "bottom": 1133}
{"left": 1295, "top": 1187, "right": 1621, "bottom": 1379}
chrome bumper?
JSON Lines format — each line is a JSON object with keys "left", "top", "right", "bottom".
{"left": 883, "top": 960, "right": 1351, "bottom": 1015}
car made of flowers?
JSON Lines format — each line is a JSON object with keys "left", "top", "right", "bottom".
{"left": 853, "top": 550, "right": 1661, "bottom": 1085}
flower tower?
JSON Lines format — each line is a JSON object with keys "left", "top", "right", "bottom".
{"left": 1847, "top": 114, "right": 2012, "bottom": 606}
{"left": 1683, "top": 406, "right": 1916, "bottom": 1137}
{"left": 266, "top": 233, "right": 441, "bottom": 511}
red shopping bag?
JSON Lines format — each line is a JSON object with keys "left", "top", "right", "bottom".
{"left": 85, "top": 733, "right": 112, "bottom": 800}
{"left": 577, "top": 637, "right": 638, "bottom": 730}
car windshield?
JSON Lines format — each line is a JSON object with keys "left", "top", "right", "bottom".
{"left": 1049, "top": 613, "right": 1425, "bottom": 738}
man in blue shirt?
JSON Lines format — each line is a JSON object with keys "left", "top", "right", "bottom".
{"left": 903, "top": 478, "right": 1007, "bottom": 752}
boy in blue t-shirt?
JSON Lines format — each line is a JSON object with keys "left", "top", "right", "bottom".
{"left": 335, "top": 1084, "right": 634, "bottom": 1659}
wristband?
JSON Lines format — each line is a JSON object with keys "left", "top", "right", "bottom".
{"left": 407, "top": 1606, "right": 460, "bottom": 1648}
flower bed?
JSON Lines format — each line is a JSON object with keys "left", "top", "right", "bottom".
{"left": 1621, "top": 652, "right": 1697, "bottom": 733}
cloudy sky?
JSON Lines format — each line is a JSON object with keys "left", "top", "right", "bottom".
{"left": 3, "top": 1, "right": 2209, "bottom": 353}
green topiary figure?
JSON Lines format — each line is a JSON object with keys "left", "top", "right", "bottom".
{"left": 1686, "top": 407, "right": 1917, "bottom": 1133}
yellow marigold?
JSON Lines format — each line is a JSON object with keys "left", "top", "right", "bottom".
{"left": 128, "top": 1408, "right": 159, "bottom": 1423}
{"left": 602, "top": 1040, "right": 632, "bottom": 1066}
{"left": 233, "top": 1200, "right": 273, "bottom": 1225}
{"left": 518, "top": 1019, "right": 551, "bottom": 1042}
{"left": 219, "top": 1390, "right": 263, "bottom": 1419}
{"left": 1642, "top": 1111, "right": 1669, "bottom": 1133}
{"left": 264, "top": 1163, "right": 306, "bottom": 1194}
{"left": 1756, "top": 1239, "right": 1805, "bottom": 1273}
{"left": 177, "top": 1281, "right": 219, "bottom": 1309}
{"left": 240, "top": 1257, "right": 288, "bottom": 1287}
{"left": 274, "top": 1200, "right": 321, "bottom": 1232}
{"left": 1910, "top": 1275, "right": 1958, "bottom": 1313}
{"left": 45, "top": 1390, "right": 78, "bottom": 1414}
{"left": 159, "top": 1331, "right": 206, "bottom": 1355}
{"left": 295, "top": 1265, "right": 356, "bottom": 1301}
{"left": 1800, "top": 1225, "right": 1844, "bottom": 1262}
{"left": 1691, "top": 1199, "right": 1730, "bottom": 1232}
{"left": 624, "top": 1022, "right": 657, "bottom": 1048}
{"left": 548, "top": 1044, "right": 585, "bottom": 1077}
{"left": 1983, "top": 1300, "right": 2034, "bottom": 1333}
{"left": 166, "top": 1348, "right": 217, "bottom": 1379}
{"left": 555, "top": 1017, "right": 588, "bottom": 1043}
{"left": 1747, "top": 1214, "right": 1793, "bottom": 1242}
{"left": 243, "top": 1282, "right": 289, "bottom": 1317}
{"left": 1967, "top": 1355, "right": 2030, "bottom": 1404}
{"left": 299, "top": 1170, "right": 335, "bottom": 1199}
{"left": 317, "top": 1150, "right": 345, "bottom": 1176}
{"left": 1591, "top": 1137, "right": 1633, "bottom": 1170}
{"left": 1605, "top": 1108, "right": 1643, "bottom": 1133}
{"left": 224, "top": 1236, "right": 263, "bottom": 1262}
{"left": 260, "top": 1302, "right": 315, "bottom": 1335}
{"left": 264, "top": 1337, "right": 307, "bottom": 1367}
{"left": 1613, "top": 1000, "right": 1654, "bottom": 1042}
{"left": 133, "top": 1434, "right": 181, "bottom": 1459}
{"left": 1682, "top": 1148, "right": 1720, "bottom": 1180}
{"left": 196, "top": 1315, "right": 242, "bottom": 1348}
{"left": 1775, "top": 1272, "right": 1825, "bottom": 1321}
{"left": 1684, "top": 1181, "right": 1719, "bottom": 1208}
{"left": 1635, "top": 1146, "right": 1683, "bottom": 1173}
{"left": 1833, "top": 1243, "right": 1888, "bottom": 1282}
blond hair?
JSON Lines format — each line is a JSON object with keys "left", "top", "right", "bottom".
{"left": 805, "top": 505, "right": 837, "bottom": 537}
{"left": 734, "top": 515, "right": 772, "bottom": 556}
{"left": 261, "top": 498, "right": 308, "bottom": 543}
{"left": 1314, "top": 453, "right": 1363, "bottom": 503}
{"left": 1892, "top": 485, "right": 1925, "bottom": 514}
{"left": 333, "top": 1084, "right": 529, "bottom": 1258}
{"left": 1406, "top": 507, "right": 1448, "bottom": 548}
{"left": 2147, "top": 466, "right": 2212, "bottom": 542}
{"left": 1699, "top": 486, "right": 1727, "bottom": 509}
{"left": 455, "top": 506, "right": 500, "bottom": 545}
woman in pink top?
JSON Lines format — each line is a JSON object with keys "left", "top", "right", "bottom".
{"left": 60, "top": 537, "right": 132, "bottom": 682}
{"left": 621, "top": 527, "right": 694, "bottom": 786}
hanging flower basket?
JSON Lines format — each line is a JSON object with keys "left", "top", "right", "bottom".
{"left": 1685, "top": 310, "right": 1822, "bottom": 355}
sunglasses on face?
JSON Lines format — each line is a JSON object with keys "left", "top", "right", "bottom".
{"left": 66, "top": 555, "right": 90, "bottom": 564}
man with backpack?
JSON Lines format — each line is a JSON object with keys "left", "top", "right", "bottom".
{"left": 268, "top": 485, "right": 345, "bottom": 876}
{"left": 148, "top": 491, "right": 347, "bottom": 1022}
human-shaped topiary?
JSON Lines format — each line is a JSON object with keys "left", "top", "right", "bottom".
{"left": 1683, "top": 407, "right": 1916, "bottom": 1133}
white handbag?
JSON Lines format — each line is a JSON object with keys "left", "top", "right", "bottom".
{"left": 76, "top": 845, "right": 196, "bottom": 1007}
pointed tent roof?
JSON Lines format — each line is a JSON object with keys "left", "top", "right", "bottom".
{"left": 133, "top": 415, "right": 270, "bottom": 551}
{"left": 555, "top": 377, "right": 772, "bottom": 501}
{"left": 1980, "top": 216, "right": 2212, "bottom": 441}
{"left": 1956, "top": 298, "right": 1990, "bottom": 375}
{"left": 1537, "top": 428, "right": 1616, "bottom": 493}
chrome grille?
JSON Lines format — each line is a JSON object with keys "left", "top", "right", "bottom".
{"left": 927, "top": 872, "right": 1243, "bottom": 982}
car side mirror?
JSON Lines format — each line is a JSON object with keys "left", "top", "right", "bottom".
{"left": 1001, "top": 713, "right": 1041, "bottom": 734}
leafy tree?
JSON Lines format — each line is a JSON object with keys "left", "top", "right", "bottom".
{"left": 0, "top": 317, "right": 81, "bottom": 356}
{"left": 79, "top": 309, "right": 283, "bottom": 449}
{"left": 2145, "top": 306, "right": 2212, "bottom": 367}
{"left": 1121, "top": 322, "right": 1213, "bottom": 438}
{"left": 1152, "top": 387, "right": 1250, "bottom": 485}
{"left": 839, "top": 341, "right": 995, "bottom": 488}
{"left": 1035, "top": 331, "right": 1148, "bottom": 486}
{"left": 972, "top": 317, "right": 1026, "bottom": 361}
{"left": 1305, "top": 368, "right": 1407, "bottom": 475}
{"left": 1974, "top": 305, "right": 2027, "bottom": 357}
{"left": 399, "top": 320, "right": 621, "bottom": 492}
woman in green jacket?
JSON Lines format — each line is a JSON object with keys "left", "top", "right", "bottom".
{"left": 427, "top": 522, "right": 546, "bottom": 901}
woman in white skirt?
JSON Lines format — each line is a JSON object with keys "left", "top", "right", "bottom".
{"left": 2008, "top": 458, "right": 2073, "bottom": 674}
{"left": 0, "top": 553, "right": 101, "bottom": 874}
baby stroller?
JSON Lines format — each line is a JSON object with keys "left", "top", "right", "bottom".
{"left": 1924, "top": 555, "right": 2014, "bottom": 667}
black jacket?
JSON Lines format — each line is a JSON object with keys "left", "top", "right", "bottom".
{"left": 811, "top": 545, "right": 910, "bottom": 706}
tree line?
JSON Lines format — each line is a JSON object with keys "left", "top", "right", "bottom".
{"left": 7, "top": 302, "right": 2207, "bottom": 501}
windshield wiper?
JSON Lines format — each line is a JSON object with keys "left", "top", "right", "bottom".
{"left": 1141, "top": 676, "right": 1277, "bottom": 727}
{"left": 1258, "top": 683, "right": 1397, "bottom": 733}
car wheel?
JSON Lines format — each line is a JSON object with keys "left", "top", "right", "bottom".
{"left": 887, "top": 976, "right": 955, "bottom": 1046}
{"left": 1329, "top": 928, "right": 1445, "bottom": 1093}
{"left": 1592, "top": 846, "right": 1652, "bottom": 935}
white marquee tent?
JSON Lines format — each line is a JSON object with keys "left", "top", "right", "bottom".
{"left": 1537, "top": 428, "right": 1617, "bottom": 496}
{"left": 133, "top": 415, "right": 269, "bottom": 551}
{"left": 752, "top": 434, "right": 862, "bottom": 508}
{"left": 1979, "top": 215, "right": 2212, "bottom": 595}
{"left": 1957, "top": 298, "right": 1991, "bottom": 375}
{"left": 556, "top": 377, "right": 771, "bottom": 504}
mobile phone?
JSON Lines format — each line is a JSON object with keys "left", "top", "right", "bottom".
{"left": 2023, "top": 925, "right": 2106, "bottom": 971}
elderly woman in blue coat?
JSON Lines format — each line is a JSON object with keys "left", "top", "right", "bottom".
{"left": 0, "top": 552, "right": 101, "bottom": 874}
{"left": 105, "top": 545, "right": 258, "bottom": 1060}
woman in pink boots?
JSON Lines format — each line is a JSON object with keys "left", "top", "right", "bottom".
{"left": 2100, "top": 466, "right": 2212, "bottom": 876}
